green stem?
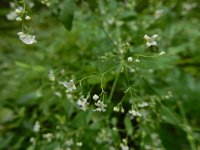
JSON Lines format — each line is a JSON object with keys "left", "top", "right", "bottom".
{"left": 108, "top": 66, "right": 121, "bottom": 102}
{"left": 178, "top": 101, "right": 196, "bottom": 150}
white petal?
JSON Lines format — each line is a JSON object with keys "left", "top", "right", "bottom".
{"left": 152, "top": 34, "right": 158, "bottom": 39}
{"left": 6, "top": 11, "right": 17, "bottom": 20}
{"left": 144, "top": 34, "right": 150, "bottom": 40}
{"left": 151, "top": 41, "right": 157, "bottom": 46}
{"left": 146, "top": 42, "right": 151, "bottom": 47}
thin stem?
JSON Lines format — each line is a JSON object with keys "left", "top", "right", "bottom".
{"left": 178, "top": 101, "right": 196, "bottom": 150}
{"left": 108, "top": 65, "right": 121, "bottom": 101}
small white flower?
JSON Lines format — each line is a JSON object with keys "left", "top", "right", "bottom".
{"left": 25, "top": 15, "right": 31, "bottom": 20}
{"left": 61, "top": 80, "right": 76, "bottom": 92}
{"left": 138, "top": 102, "right": 148, "bottom": 108}
{"left": 43, "top": 133, "right": 53, "bottom": 143}
{"left": 15, "top": 8, "right": 22, "bottom": 15}
{"left": 6, "top": 11, "right": 17, "bottom": 20}
{"left": 94, "top": 100, "right": 107, "bottom": 112}
{"left": 33, "top": 121, "right": 40, "bottom": 132}
{"left": 92, "top": 94, "right": 99, "bottom": 101}
{"left": 17, "top": 32, "right": 37, "bottom": 44}
{"left": 127, "top": 57, "right": 133, "bottom": 62}
{"left": 135, "top": 58, "right": 140, "bottom": 63}
{"left": 65, "top": 138, "right": 74, "bottom": 146}
{"left": 128, "top": 109, "right": 142, "bottom": 118}
{"left": 144, "top": 34, "right": 158, "bottom": 47}
{"left": 159, "top": 51, "right": 166, "bottom": 56}
{"left": 16, "top": 17, "right": 22, "bottom": 22}
{"left": 77, "top": 97, "right": 88, "bottom": 111}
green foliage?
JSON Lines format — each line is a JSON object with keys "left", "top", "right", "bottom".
{"left": 0, "top": 0, "right": 200, "bottom": 150}
{"left": 59, "top": 0, "right": 74, "bottom": 31}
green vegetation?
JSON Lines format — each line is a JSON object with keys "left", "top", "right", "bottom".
{"left": 0, "top": 0, "right": 200, "bottom": 149}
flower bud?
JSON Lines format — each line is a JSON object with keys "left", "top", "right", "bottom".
{"left": 113, "top": 106, "right": 119, "bottom": 112}
{"left": 127, "top": 57, "right": 133, "bottom": 62}
{"left": 135, "top": 58, "right": 140, "bottom": 63}
{"left": 16, "top": 17, "right": 22, "bottom": 22}
{"left": 92, "top": 94, "right": 99, "bottom": 101}
{"left": 15, "top": 8, "right": 22, "bottom": 15}
{"left": 25, "top": 15, "right": 31, "bottom": 20}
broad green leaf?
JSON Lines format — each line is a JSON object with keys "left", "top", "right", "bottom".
{"left": 59, "top": 0, "right": 74, "bottom": 31}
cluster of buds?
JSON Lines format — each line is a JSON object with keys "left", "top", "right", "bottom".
{"left": 15, "top": 8, "right": 31, "bottom": 22}
{"left": 6, "top": 2, "right": 37, "bottom": 45}
{"left": 7, "top": 2, "right": 33, "bottom": 22}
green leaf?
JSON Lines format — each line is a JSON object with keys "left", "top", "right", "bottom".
{"left": 15, "top": 61, "right": 29, "bottom": 69}
{"left": 160, "top": 106, "right": 180, "bottom": 126}
{"left": 124, "top": 116, "right": 133, "bottom": 136}
{"left": 59, "top": 0, "right": 74, "bottom": 31}
{"left": 0, "top": 107, "right": 14, "bottom": 123}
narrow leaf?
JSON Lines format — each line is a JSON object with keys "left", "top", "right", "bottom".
{"left": 59, "top": 0, "right": 74, "bottom": 31}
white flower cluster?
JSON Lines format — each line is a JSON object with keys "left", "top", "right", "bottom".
{"left": 17, "top": 32, "right": 37, "bottom": 45}
{"left": 6, "top": 2, "right": 37, "bottom": 45}
{"left": 61, "top": 79, "right": 76, "bottom": 92}
{"left": 6, "top": 2, "right": 33, "bottom": 22}
{"left": 94, "top": 100, "right": 107, "bottom": 112}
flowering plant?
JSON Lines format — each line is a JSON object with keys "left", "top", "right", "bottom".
{"left": 1, "top": 0, "right": 200, "bottom": 150}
